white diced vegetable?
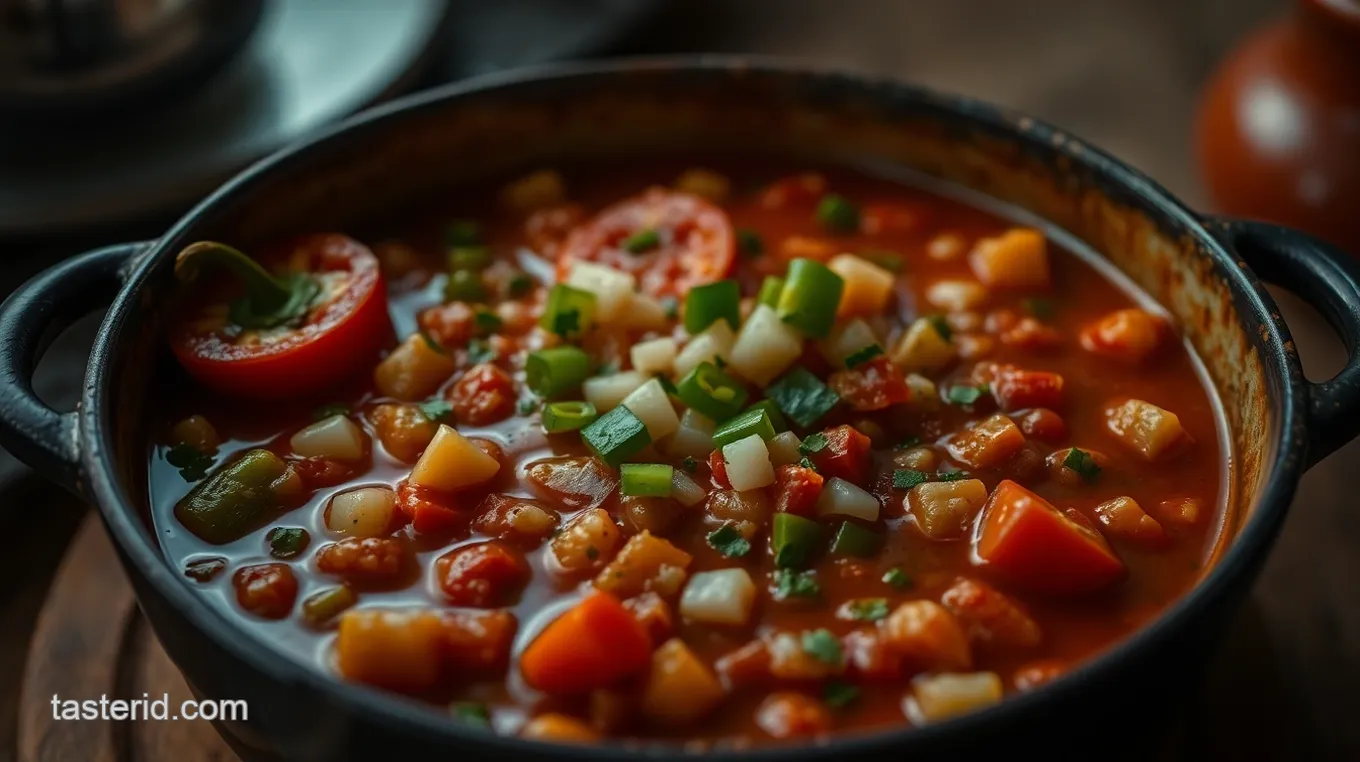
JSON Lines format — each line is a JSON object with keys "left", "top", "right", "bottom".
{"left": 721, "top": 434, "right": 774, "bottom": 491}
{"left": 926, "top": 279, "right": 990, "bottom": 312}
{"left": 621, "top": 378, "right": 681, "bottom": 440}
{"left": 905, "top": 672, "right": 1003, "bottom": 724}
{"left": 905, "top": 373, "right": 940, "bottom": 412}
{"left": 890, "top": 317, "right": 957, "bottom": 373}
{"left": 290, "top": 415, "right": 368, "bottom": 461}
{"left": 566, "top": 262, "right": 637, "bottom": 323}
{"left": 908, "top": 479, "right": 989, "bottom": 539}
{"left": 326, "top": 487, "right": 397, "bottom": 537}
{"left": 667, "top": 409, "right": 717, "bottom": 459}
{"left": 409, "top": 424, "right": 499, "bottom": 492}
{"left": 815, "top": 477, "right": 881, "bottom": 521}
{"left": 673, "top": 320, "right": 735, "bottom": 378}
{"left": 817, "top": 318, "right": 879, "bottom": 367}
{"left": 671, "top": 469, "right": 708, "bottom": 508}
{"left": 727, "top": 304, "right": 804, "bottom": 386}
{"left": 631, "top": 337, "right": 678, "bottom": 376}
{"left": 681, "top": 569, "right": 756, "bottom": 626}
{"left": 1105, "top": 398, "right": 1188, "bottom": 461}
{"left": 766, "top": 431, "right": 803, "bottom": 466}
{"left": 829, "top": 254, "right": 895, "bottom": 316}
{"left": 584, "top": 371, "right": 648, "bottom": 412}
{"left": 619, "top": 293, "right": 670, "bottom": 331}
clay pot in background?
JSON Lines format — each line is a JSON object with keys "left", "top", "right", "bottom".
{"left": 1196, "top": 0, "right": 1360, "bottom": 254}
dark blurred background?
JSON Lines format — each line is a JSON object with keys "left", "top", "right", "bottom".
{"left": 4, "top": 1, "right": 1357, "bottom": 760}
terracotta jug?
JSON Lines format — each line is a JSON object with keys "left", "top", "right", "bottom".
{"left": 1196, "top": 0, "right": 1360, "bottom": 254}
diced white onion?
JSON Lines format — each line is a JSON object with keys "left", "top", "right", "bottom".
{"left": 815, "top": 476, "right": 881, "bottom": 521}
{"left": 621, "top": 378, "right": 680, "bottom": 440}
{"left": 409, "top": 424, "right": 499, "bottom": 491}
{"left": 631, "top": 337, "right": 678, "bottom": 376}
{"left": 673, "top": 320, "right": 735, "bottom": 378}
{"left": 326, "top": 487, "right": 396, "bottom": 537}
{"left": 671, "top": 469, "right": 708, "bottom": 508}
{"left": 767, "top": 430, "right": 803, "bottom": 466}
{"left": 926, "top": 279, "right": 990, "bottom": 312}
{"left": 290, "top": 415, "right": 367, "bottom": 461}
{"left": 727, "top": 304, "right": 803, "bottom": 387}
{"left": 566, "top": 261, "right": 636, "bottom": 323}
{"left": 584, "top": 370, "right": 648, "bottom": 412}
{"left": 668, "top": 409, "right": 717, "bottom": 459}
{"left": 679, "top": 568, "right": 756, "bottom": 625}
{"left": 721, "top": 434, "right": 774, "bottom": 491}
{"left": 817, "top": 318, "right": 879, "bottom": 367}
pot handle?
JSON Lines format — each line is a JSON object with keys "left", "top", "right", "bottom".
{"left": 0, "top": 242, "right": 150, "bottom": 492}
{"left": 1204, "top": 217, "right": 1360, "bottom": 468}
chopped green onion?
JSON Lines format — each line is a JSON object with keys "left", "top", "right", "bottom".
{"left": 311, "top": 403, "right": 349, "bottom": 421}
{"left": 830, "top": 521, "right": 881, "bottom": 558}
{"left": 166, "top": 444, "right": 214, "bottom": 481}
{"left": 936, "top": 470, "right": 970, "bottom": 482}
{"left": 815, "top": 193, "right": 860, "bottom": 234}
{"left": 767, "top": 368, "right": 840, "bottom": 428}
{"left": 621, "top": 463, "right": 674, "bottom": 496}
{"left": 450, "top": 702, "right": 491, "bottom": 727}
{"left": 946, "top": 384, "right": 987, "bottom": 406}
{"left": 684, "top": 279, "right": 741, "bottom": 334}
{"left": 757, "top": 275, "right": 785, "bottom": 308}
{"left": 540, "top": 284, "right": 596, "bottom": 338}
{"left": 707, "top": 523, "right": 751, "bottom": 558}
{"left": 448, "top": 246, "right": 492, "bottom": 271}
{"left": 473, "top": 310, "right": 502, "bottom": 336}
{"left": 745, "top": 399, "right": 788, "bottom": 433}
{"left": 844, "top": 343, "right": 883, "bottom": 368}
{"left": 541, "top": 400, "right": 597, "bottom": 433}
{"left": 445, "top": 269, "right": 486, "bottom": 302}
{"left": 581, "top": 406, "right": 652, "bottom": 468}
{"left": 507, "top": 272, "right": 534, "bottom": 298}
{"left": 861, "top": 250, "right": 904, "bottom": 272}
{"left": 444, "top": 219, "right": 481, "bottom": 247}
{"left": 525, "top": 346, "right": 592, "bottom": 399}
{"left": 845, "top": 598, "right": 890, "bottom": 622}
{"left": 676, "top": 361, "right": 748, "bottom": 421}
{"left": 892, "top": 469, "right": 928, "bottom": 490}
{"left": 737, "top": 228, "right": 764, "bottom": 256}
{"left": 927, "top": 314, "right": 953, "bottom": 342}
{"left": 772, "top": 512, "right": 822, "bottom": 569}
{"left": 266, "top": 527, "right": 309, "bottom": 559}
{"left": 1022, "top": 297, "right": 1055, "bottom": 320}
{"left": 622, "top": 228, "right": 661, "bottom": 254}
{"left": 823, "top": 681, "right": 860, "bottom": 709}
{"left": 466, "top": 339, "right": 498, "bottom": 365}
{"left": 882, "top": 567, "right": 912, "bottom": 590}
{"left": 419, "top": 399, "right": 454, "bottom": 422}
{"left": 776, "top": 258, "right": 845, "bottom": 338}
{"left": 1063, "top": 447, "right": 1102, "bottom": 481}
{"left": 682, "top": 456, "right": 698, "bottom": 473}
{"left": 302, "top": 585, "right": 357, "bottom": 627}
{"left": 801, "top": 629, "right": 844, "bottom": 666}
{"left": 772, "top": 568, "right": 821, "bottom": 600}
{"left": 711, "top": 407, "right": 776, "bottom": 450}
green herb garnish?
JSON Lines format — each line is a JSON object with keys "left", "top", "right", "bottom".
{"left": 844, "top": 343, "right": 884, "bottom": 369}
{"left": 823, "top": 681, "right": 860, "bottom": 709}
{"left": 419, "top": 399, "right": 454, "bottom": 422}
{"left": 622, "top": 228, "right": 661, "bottom": 254}
{"left": 707, "top": 523, "right": 752, "bottom": 558}
{"left": 892, "top": 469, "right": 929, "bottom": 490}
{"left": 799, "top": 431, "right": 829, "bottom": 455}
{"left": 946, "top": 384, "right": 987, "bottom": 406}
{"left": 845, "top": 598, "right": 890, "bottom": 622}
{"left": 772, "top": 568, "right": 821, "bottom": 600}
{"left": 737, "top": 228, "right": 764, "bottom": 256}
{"left": 1063, "top": 447, "right": 1102, "bottom": 481}
{"left": 927, "top": 314, "right": 953, "bottom": 342}
{"left": 882, "top": 567, "right": 912, "bottom": 590}
{"left": 166, "top": 444, "right": 214, "bottom": 482}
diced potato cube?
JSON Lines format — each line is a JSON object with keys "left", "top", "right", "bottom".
{"left": 290, "top": 415, "right": 368, "bottom": 461}
{"left": 906, "top": 672, "right": 1003, "bottom": 724}
{"left": 817, "top": 319, "right": 879, "bottom": 367}
{"left": 621, "top": 378, "right": 681, "bottom": 440}
{"left": 728, "top": 304, "right": 804, "bottom": 387}
{"left": 327, "top": 487, "right": 397, "bottom": 537}
{"left": 472, "top": 494, "right": 560, "bottom": 546}
{"left": 566, "top": 261, "right": 637, "bottom": 323}
{"left": 968, "top": 228, "right": 1050, "bottom": 289}
{"left": 893, "top": 445, "right": 938, "bottom": 471}
{"left": 673, "top": 320, "right": 736, "bottom": 378}
{"left": 550, "top": 507, "right": 622, "bottom": 572}
{"left": 675, "top": 168, "right": 731, "bottom": 202}
{"left": 908, "top": 479, "right": 989, "bottom": 539}
{"left": 878, "top": 600, "right": 972, "bottom": 671}
{"left": 680, "top": 568, "right": 756, "bottom": 626}
{"left": 926, "top": 279, "right": 990, "bottom": 312}
{"left": 374, "top": 333, "right": 457, "bottom": 400}
{"left": 1092, "top": 496, "right": 1168, "bottom": 546}
{"left": 336, "top": 609, "right": 446, "bottom": 692}
{"left": 904, "top": 373, "right": 940, "bottom": 412}
{"left": 891, "top": 317, "right": 957, "bottom": 373}
{"left": 521, "top": 713, "right": 599, "bottom": 743}
{"left": 766, "top": 431, "right": 803, "bottom": 466}
{"left": 631, "top": 337, "right": 678, "bottom": 376}
{"left": 721, "top": 434, "right": 775, "bottom": 491}
{"left": 1104, "top": 398, "right": 1189, "bottom": 460}
{"left": 594, "top": 531, "right": 692, "bottom": 598}
{"left": 947, "top": 414, "right": 1025, "bottom": 469}
{"left": 829, "top": 254, "right": 895, "bottom": 317}
{"left": 667, "top": 409, "right": 717, "bottom": 459}
{"left": 641, "top": 638, "right": 727, "bottom": 726}
{"left": 409, "top": 424, "right": 500, "bottom": 492}
{"left": 500, "top": 169, "right": 565, "bottom": 212}
{"left": 584, "top": 370, "right": 648, "bottom": 412}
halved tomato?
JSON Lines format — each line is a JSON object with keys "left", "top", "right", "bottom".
{"left": 555, "top": 188, "right": 735, "bottom": 297}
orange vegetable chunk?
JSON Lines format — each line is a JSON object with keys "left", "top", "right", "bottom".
{"left": 520, "top": 591, "right": 653, "bottom": 695}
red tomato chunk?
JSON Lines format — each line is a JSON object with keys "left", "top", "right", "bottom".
{"left": 434, "top": 541, "right": 530, "bottom": 607}
{"left": 810, "top": 425, "right": 873, "bottom": 485}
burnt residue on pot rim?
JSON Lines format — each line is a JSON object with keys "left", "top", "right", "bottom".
{"left": 78, "top": 58, "right": 1302, "bottom": 758}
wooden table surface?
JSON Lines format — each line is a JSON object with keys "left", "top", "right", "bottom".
{"left": 3, "top": 0, "right": 1357, "bottom": 759}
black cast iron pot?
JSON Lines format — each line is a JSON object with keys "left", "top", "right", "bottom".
{"left": 3, "top": 59, "right": 1360, "bottom": 761}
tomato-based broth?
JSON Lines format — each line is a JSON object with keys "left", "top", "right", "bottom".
{"left": 148, "top": 161, "right": 1225, "bottom": 746}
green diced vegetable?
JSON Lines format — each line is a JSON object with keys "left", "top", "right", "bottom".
{"left": 621, "top": 463, "right": 674, "bottom": 496}
{"left": 183, "top": 557, "right": 225, "bottom": 582}
{"left": 767, "top": 368, "right": 841, "bottom": 428}
{"left": 267, "top": 526, "right": 310, "bottom": 558}
{"left": 844, "top": 343, "right": 883, "bottom": 368}
{"left": 776, "top": 259, "right": 845, "bottom": 338}
{"left": 166, "top": 443, "right": 214, "bottom": 481}
{"left": 540, "top": 284, "right": 596, "bottom": 338}
{"left": 684, "top": 279, "right": 741, "bottom": 334}
{"left": 823, "top": 681, "right": 860, "bottom": 709}
{"left": 1063, "top": 447, "right": 1102, "bottom": 481}
{"left": 815, "top": 194, "right": 860, "bottom": 234}
{"left": 882, "top": 567, "right": 912, "bottom": 590}
{"left": 772, "top": 512, "right": 823, "bottom": 569}
{"left": 448, "top": 246, "right": 492, "bottom": 271}
{"left": 525, "top": 346, "right": 591, "bottom": 399}
{"left": 706, "top": 523, "right": 751, "bottom": 558}
{"left": 174, "top": 449, "right": 297, "bottom": 544}
{"left": 745, "top": 399, "right": 788, "bottom": 433}
{"left": 541, "top": 400, "right": 597, "bottom": 433}
{"left": 757, "top": 275, "right": 785, "bottom": 308}
{"left": 445, "top": 219, "right": 481, "bottom": 246}
{"left": 445, "top": 269, "right": 486, "bottom": 302}
{"left": 622, "top": 228, "right": 661, "bottom": 253}
{"left": 845, "top": 598, "right": 890, "bottom": 622}
{"left": 946, "top": 384, "right": 987, "bottom": 406}
{"left": 772, "top": 568, "right": 821, "bottom": 600}
{"left": 937, "top": 470, "right": 970, "bottom": 482}
{"left": 830, "top": 521, "right": 881, "bottom": 558}
{"left": 675, "top": 361, "right": 748, "bottom": 421}
{"left": 711, "top": 407, "right": 776, "bottom": 450}
{"left": 302, "top": 585, "right": 356, "bottom": 627}
{"left": 581, "top": 406, "right": 652, "bottom": 468}
{"left": 892, "top": 469, "right": 929, "bottom": 490}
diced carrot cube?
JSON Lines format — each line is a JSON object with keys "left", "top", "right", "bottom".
{"left": 1156, "top": 496, "right": 1205, "bottom": 527}
{"left": 968, "top": 229, "right": 1050, "bottom": 289}
{"left": 1092, "top": 496, "right": 1169, "bottom": 547}
{"left": 1104, "top": 398, "right": 1190, "bottom": 460}
{"left": 940, "top": 576, "right": 1042, "bottom": 649}
{"left": 519, "top": 591, "right": 652, "bottom": 694}
{"left": 1079, "top": 308, "right": 1168, "bottom": 364}
{"left": 521, "top": 713, "right": 600, "bottom": 743}
{"left": 878, "top": 600, "right": 972, "bottom": 672}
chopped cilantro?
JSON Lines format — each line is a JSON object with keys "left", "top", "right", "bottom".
{"left": 266, "top": 527, "right": 309, "bottom": 559}
{"left": 927, "top": 314, "right": 953, "bottom": 342}
{"left": 552, "top": 309, "right": 580, "bottom": 337}
{"left": 681, "top": 456, "right": 698, "bottom": 473}
{"left": 937, "top": 470, "right": 970, "bottom": 482}
{"left": 166, "top": 444, "right": 214, "bottom": 481}
{"left": 473, "top": 310, "right": 503, "bottom": 336}
{"left": 892, "top": 469, "right": 929, "bottom": 490}
{"left": 799, "top": 456, "right": 818, "bottom": 472}
{"left": 707, "top": 523, "right": 752, "bottom": 558}
{"left": 815, "top": 194, "right": 860, "bottom": 234}
{"left": 801, "top": 629, "right": 844, "bottom": 666}
{"left": 882, "top": 567, "right": 912, "bottom": 590}
{"left": 845, "top": 598, "right": 890, "bottom": 622}
{"left": 622, "top": 228, "right": 661, "bottom": 253}
{"left": 799, "top": 432, "right": 829, "bottom": 455}
{"left": 1063, "top": 447, "right": 1102, "bottom": 481}
{"left": 823, "top": 681, "right": 860, "bottom": 709}
{"left": 844, "top": 343, "right": 884, "bottom": 368}
{"left": 450, "top": 702, "right": 490, "bottom": 727}
{"left": 737, "top": 228, "right": 764, "bottom": 257}
{"left": 419, "top": 399, "right": 454, "bottom": 423}
{"left": 467, "top": 339, "right": 499, "bottom": 364}
{"left": 946, "top": 384, "right": 987, "bottom": 406}
{"left": 772, "top": 568, "right": 821, "bottom": 600}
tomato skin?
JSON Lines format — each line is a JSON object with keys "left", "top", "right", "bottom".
{"left": 828, "top": 357, "right": 911, "bottom": 411}
{"left": 974, "top": 480, "right": 1125, "bottom": 595}
{"left": 773, "top": 464, "right": 824, "bottom": 517}
{"left": 709, "top": 450, "right": 733, "bottom": 490}
{"left": 170, "top": 234, "right": 391, "bottom": 399}
{"left": 396, "top": 480, "right": 469, "bottom": 536}
{"left": 992, "top": 368, "right": 1065, "bottom": 411}
{"left": 810, "top": 425, "right": 873, "bottom": 486}
{"left": 434, "top": 541, "right": 529, "bottom": 607}
{"left": 449, "top": 363, "right": 517, "bottom": 426}
{"left": 556, "top": 188, "right": 735, "bottom": 298}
